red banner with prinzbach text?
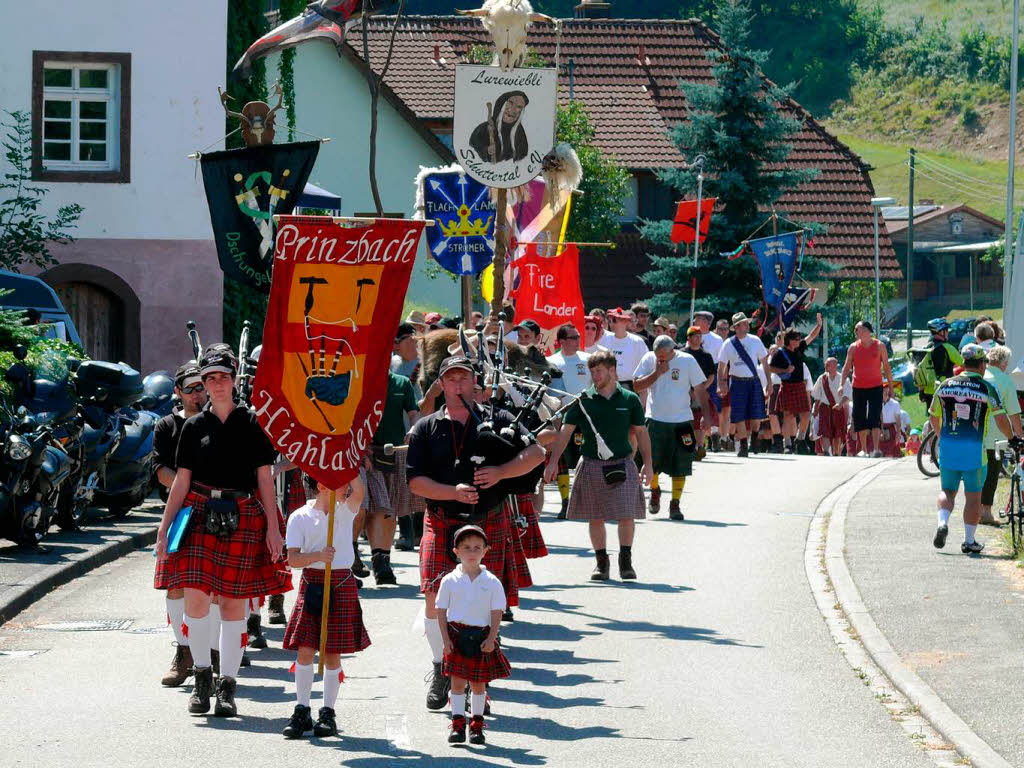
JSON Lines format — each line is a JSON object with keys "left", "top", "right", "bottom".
{"left": 252, "top": 215, "right": 426, "bottom": 489}
{"left": 510, "top": 243, "right": 584, "bottom": 354}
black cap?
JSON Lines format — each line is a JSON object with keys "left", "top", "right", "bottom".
{"left": 453, "top": 524, "right": 488, "bottom": 547}
{"left": 174, "top": 361, "right": 202, "bottom": 387}
{"left": 514, "top": 319, "right": 541, "bottom": 336}
{"left": 395, "top": 322, "right": 417, "bottom": 342}
{"left": 438, "top": 355, "right": 475, "bottom": 377}
{"left": 199, "top": 346, "right": 237, "bottom": 377}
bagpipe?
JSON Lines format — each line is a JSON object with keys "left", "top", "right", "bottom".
{"left": 182, "top": 320, "right": 258, "bottom": 408}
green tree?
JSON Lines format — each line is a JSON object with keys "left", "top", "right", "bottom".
{"left": 555, "top": 101, "right": 630, "bottom": 244}
{"left": 0, "top": 110, "right": 83, "bottom": 272}
{"left": 223, "top": 0, "right": 270, "bottom": 349}
{"left": 639, "top": 0, "right": 822, "bottom": 320}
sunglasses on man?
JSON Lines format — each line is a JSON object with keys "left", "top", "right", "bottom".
{"left": 179, "top": 383, "right": 205, "bottom": 395}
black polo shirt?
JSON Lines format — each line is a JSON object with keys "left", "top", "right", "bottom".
{"left": 770, "top": 340, "right": 807, "bottom": 383}
{"left": 405, "top": 403, "right": 535, "bottom": 516}
{"left": 153, "top": 410, "right": 186, "bottom": 473}
{"left": 175, "top": 405, "right": 277, "bottom": 492}
{"left": 688, "top": 346, "right": 717, "bottom": 380}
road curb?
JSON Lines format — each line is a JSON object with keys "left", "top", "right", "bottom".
{"left": 0, "top": 516, "right": 159, "bottom": 629}
{"left": 820, "top": 461, "right": 1013, "bottom": 768}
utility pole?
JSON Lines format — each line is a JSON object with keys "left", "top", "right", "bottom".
{"left": 1004, "top": 0, "right": 1021, "bottom": 346}
{"left": 907, "top": 148, "right": 915, "bottom": 350}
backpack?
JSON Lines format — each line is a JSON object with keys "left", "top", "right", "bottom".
{"left": 913, "top": 342, "right": 957, "bottom": 392}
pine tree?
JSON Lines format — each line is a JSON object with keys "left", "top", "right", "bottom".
{"left": 639, "top": 0, "right": 822, "bottom": 321}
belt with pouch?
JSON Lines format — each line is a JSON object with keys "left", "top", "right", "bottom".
{"left": 190, "top": 483, "right": 246, "bottom": 538}
{"left": 192, "top": 482, "right": 252, "bottom": 501}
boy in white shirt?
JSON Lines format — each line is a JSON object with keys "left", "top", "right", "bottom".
{"left": 437, "top": 525, "right": 510, "bottom": 746}
{"left": 282, "top": 474, "right": 370, "bottom": 740}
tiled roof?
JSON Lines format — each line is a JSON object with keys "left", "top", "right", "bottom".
{"left": 344, "top": 15, "right": 900, "bottom": 305}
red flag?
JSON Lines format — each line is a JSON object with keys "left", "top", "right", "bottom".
{"left": 252, "top": 215, "right": 426, "bottom": 489}
{"left": 670, "top": 198, "right": 716, "bottom": 244}
{"left": 510, "top": 243, "right": 585, "bottom": 354}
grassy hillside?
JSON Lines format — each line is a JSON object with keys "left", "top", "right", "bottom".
{"left": 838, "top": 135, "right": 1023, "bottom": 220}
{"left": 860, "top": 0, "right": 1013, "bottom": 35}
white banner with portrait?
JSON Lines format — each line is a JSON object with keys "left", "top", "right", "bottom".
{"left": 453, "top": 65, "right": 557, "bottom": 189}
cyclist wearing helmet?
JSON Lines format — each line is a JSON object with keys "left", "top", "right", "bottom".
{"left": 914, "top": 318, "right": 964, "bottom": 409}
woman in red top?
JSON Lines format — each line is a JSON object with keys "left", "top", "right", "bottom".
{"left": 840, "top": 321, "right": 893, "bottom": 457}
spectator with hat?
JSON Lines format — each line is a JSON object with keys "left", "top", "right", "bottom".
{"left": 391, "top": 322, "right": 422, "bottom": 399}
{"left": 652, "top": 316, "right": 671, "bottom": 340}
{"left": 601, "top": 307, "right": 649, "bottom": 392}
{"left": 513, "top": 319, "right": 541, "bottom": 348}
{"left": 684, "top": 325, "right": 719, "bottom": 451}
{"left": 583, "top": 314, "right": 606, "bottom": 354}
{"left": 692, "top": 310, "right": 722, "bottom": 362}
{"left": 425, "top": 311, "right": 444, "bottom": 330}
{"left": 717, "top": 312, "right": 769, "bottom": 457}
{"left": 406, "top": 310, "right": 428, "bottom": 334}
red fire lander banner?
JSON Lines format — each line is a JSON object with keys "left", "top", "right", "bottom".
{"left": 511, "top": 243, "right": 584, "bottom": 354}
{"left": 252, "top": 215, "right": 426, "bottom": 488}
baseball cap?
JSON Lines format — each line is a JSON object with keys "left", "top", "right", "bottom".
{"left": 174, "top": 362, "right": 202, "bottom": 388}
{"left": 395, "top": 322, "right": 416, "bottom": 341}
{"left": 453, "top": 524, "right": 488, "bottom": 547}
{"left": 694, "top": 310, "right": 714, "bottom": 322}
{"left": 438, "top": 355, "right": 475, "bottom": 377}
{"left": 686, "top": 325, "right": 702, "bottom": 337}
{"left": 424, "top": 312, "right": 443, "bottom": 325}
{"left": 961, "top": 343, "right": 987, "bottom": 362}
{"left": 514, "top": 319, "right": 541, "bottom": 336}
{"left": 198, "top": 347, "right": 237, "bottom": 377}
{"left": 606, "top": 307, "right": 630, "bottom": 319}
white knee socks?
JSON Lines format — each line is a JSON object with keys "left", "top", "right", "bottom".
{"left": 219, "top": 619, "right": 247, "bottom": 678}
{"left": 166, "top": 596, "right": 186, "bottom": 646}
{"left": 425, "top": 617, "right": 444, "bottom": 664}
{"left": 184, "top": 613, "right": 211, "bottom": 668}
{"left": 209, "top": 604, "right": 223, "bottom": 651}
{"left": 471, "top": 691, "right": 486, "bottom": 717}
{"left": 450, "top": 692, "right": 466, "bottom": 718}
{"left": 323, "top": 667, "right": 341, "bottom": 710}
{"left": 295, "top": 663, "right": 313, "bottom": 707}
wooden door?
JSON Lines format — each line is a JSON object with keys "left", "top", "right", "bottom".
{"left": 53, "top": 281, "right": 124, "bottom": 362}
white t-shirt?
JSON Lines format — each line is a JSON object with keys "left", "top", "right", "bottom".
{"left": 584, "top": 343, "right": 606, "bottom": 355}
{"left": 812, "top": 373, "right": 852, "bottom": 405}
{"left": 285, "top": 499, "right": 356, "bottom": 570}
{"left": 881, "top": 398, "right": 902, "bottom": 425}
{"left": 633, "top": 350, "right": 707, "bottom": 423}
{"left": 718, "top": 334, "right": 767, "bottom": 378}
{"left": 600, "top": 331, "right": 648, "bottom": 381}
{"left": 547, "top": 350, "right": 591, "bottom": 399}
{"left": 701, "top": 331, "right": 723, "bottom": 362}
{"left": 900, "top": 409, "right": 911, "bottom": 432}
{"left": 435, "top": 564, "right": 507, "bottom": 627}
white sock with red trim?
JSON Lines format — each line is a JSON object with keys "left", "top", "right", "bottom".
{"left": 323, "top": 667, "right": 341, "bottom": 710}
{"left": 218, "top": 619, "right": 247, "bottom": 678}
{"left": 425, "top": 617, "right": 444, "bottom": 664}
{"left": 208, "top": 604, "right": 221, "bottom": 651}
{"left": 184, "top": 613, "right": 211, "bottom": 668}
{"left": 166, "top": 597, "right": 186, "bottom": 646}
{"left": 295, "top": 663, "right": 313, "bottom": 707}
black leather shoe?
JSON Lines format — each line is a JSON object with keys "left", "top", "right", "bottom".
{"left": 590, "top": 552, "right": 610, "bottom": 581}
{"left": 283, "top": 704, "right": 313, "bottom": 738}
{"left": 558, "top": 498, "right": 568, "bottom": 519}
{"left": 313, "top": 706, "right": 338, "bottom": 737}
{"left": 351, "top": 547, "right": 370, "bottom": 578}
{"left": 618, "top": 550, "right": 637, "bottom": 580}
{"left": 501, "top": 608, "right": 514, "bottom": 622}
{"left": 372, "top": 551, "right": 398, "bottom": 586}
{"left": 469, "top": 715, "right": 486, "bottom": 744}
{"left": 448, "top": 715, "right": 467, "bottom": 744}
{"left": 648, "top": 488, "right": 661, "bottom": 515}
{"left": 268, "top": 594, "right": 287, "bottom": 625}
{"left": 426, "top": 662, "right": 450, "bottom": 710}
{"left": 213, "top": 675, "right": 238, "bottom": 717}
{"left": 247, "top": 613, "right": 267, "bottom": 649}
{"left": 188, "top": 666, "right": 214, "bottom": 714}
{"left": 669, "top": 500, "right": 684, "bottom": 521}
{"left": 241, "top": 650, "right": 251, "bottom": 667}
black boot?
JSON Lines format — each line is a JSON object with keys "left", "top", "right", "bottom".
{"left": 737, "top": 438, "right": 749, "bottom": 458}
{"left": 351, "top": 544, "right": 370, "bottom": 578}
{"left": 669, "top": 499, "right": 684, "bottom": 521}
{"left": 558, "top": 498, "right": 568, "bottom": 519}
{"left": 772, "top": 434, "right": 784, "bottom": 453}
{"left": 448, "top": 715, "right": 467, "bottom": 744}
{"left": 396, "top": 515, "right": 415, "bottom": 551}
{"left": 247, "top": 612, "right": 267, "bottom": 649}
{"left": 502, "top": 608, "right": 514, "bottom": 622}
{"left": 313, "top": 706, "right": 338, "bottom": 737}
{"left": 426, "top": 661, "right": 451, "bottom": 710}
{"left": 188, "top": 666, "right": 214, "bottom": 714}
{"left": 469, "top": 715, "right": 487, "bottom": 744}
{"left": 372, "top": 549, "right": 397, "bottom": 586}
{"left": 590, "top": 550, "right": 610, "bottom": 581}
{"left": 268, "top": 594, "right": 286, "bottom": 625}
{"left": 618, "top": 548, "right": 637, "bottom": 580}
{"left": 648, "top": 487, "right": 661, "bottom": 515}
{"left": 711, "top": 433, "right": 722, "bottom": 452}
{"left": 283, "top": 704, "right": 313, "bottom": 738}
{"left": 214, "top": 675, "right": 238, "bottom": 717}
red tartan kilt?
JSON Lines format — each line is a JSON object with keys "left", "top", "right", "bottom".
{"left": 442, "top": 622, "right": 511, "bottom": 683}
{"left": 517, "top": 494, "right": 548, "bottom": 559}
{"left": 153, "top": 490, "right": 292, "bottom": 598}
{"left": 283, "top": 568, "right": 370, "bottom": 655}
{"left": 879, "top": 424, "right": 902, "bottom": 457}
{"left": 779, "top": 381, "right": 810, "bottom": 414}
{"left": 420, "top": 507, "right": 517, "bottom": 606}
{"left": 817, "top": 403, "right": 847, "bottom": 439}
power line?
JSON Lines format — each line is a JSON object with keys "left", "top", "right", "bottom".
{"left": 907, "top": 163, "right": 1021, "bottom": 206}
{"left": 913, "top": 152, "right": 1011, "bottom": 191}
{"left": 909, "top": 161, "right": 1011, "bottom": 202}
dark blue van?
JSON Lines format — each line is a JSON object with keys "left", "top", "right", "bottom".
{"left": 0, "top": 269, "right": 82, "bottom": 347}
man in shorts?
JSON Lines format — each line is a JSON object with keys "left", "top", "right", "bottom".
{"left": 930, "top": 344, "right": 1017, "bottom": 554}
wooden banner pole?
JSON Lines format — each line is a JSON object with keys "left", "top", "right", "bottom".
{"left": 491, "top": 187, "right": 509, "bottom": 317}
{"left": 462, "top": 274, "right": 473, "bottom": 323}
{"left": 317, "top": 489, "right": 336, "bottom": 677}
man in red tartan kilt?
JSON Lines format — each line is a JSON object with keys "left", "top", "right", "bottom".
{"left": 155, "top": 347, "right": 291, "bottom": 719}
{"left": 406, "top": 356, "right": 545, "bottom": 712}
{"left": 767, "top": 315, "right": 823, "bottom": 454}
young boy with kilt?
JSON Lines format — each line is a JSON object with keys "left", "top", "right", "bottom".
{"left": 633, "top": 336, "right": 709, "bottom": 520}
{"left": 545, "top": 350, "right": 654, "bottom": 581}
{"left": 282, "top": 473, "right": 371, "bottom": 739}
{"left": 437, "top": 524, "right": 511, "bottom": 745}
{"left": 406, "top": 356, "right": 545, "bottom": 711}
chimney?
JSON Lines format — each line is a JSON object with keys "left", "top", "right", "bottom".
{"left": 575, "top": 1, "right": 612, "bottom": 19}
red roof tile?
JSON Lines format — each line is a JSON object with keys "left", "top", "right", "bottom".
{"left": 345, "top": 15, "right": 900, "bottom": 305}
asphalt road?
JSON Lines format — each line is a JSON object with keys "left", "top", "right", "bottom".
{"left": 0, "top": 455, "right": 938, "bottom": 767}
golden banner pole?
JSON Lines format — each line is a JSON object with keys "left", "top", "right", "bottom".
{"left": 317, "top": 489, "right": 336, "bottom": 677}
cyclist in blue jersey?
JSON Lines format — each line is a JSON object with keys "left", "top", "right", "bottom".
{"left": 929, "top": 344, "right": 1014, "bottom": 554}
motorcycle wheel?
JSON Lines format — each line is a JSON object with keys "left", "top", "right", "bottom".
{"left": 16, "top": 504, "right": 46, "bottom": 547}
{"left": 106, "top": 504, "right": 133, "bottom": 519}
{"left": 55, "top": 483, "right": 87, "bottom": 532}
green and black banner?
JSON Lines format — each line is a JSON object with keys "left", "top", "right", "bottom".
{"left": 200, "top": 141, "right": 320, "bottom": 292}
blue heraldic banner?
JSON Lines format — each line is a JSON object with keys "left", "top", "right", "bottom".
{"left": 422, "top": 170, "right": 496, "bottom": 276}
{"left": 749, "top": 232, "right": 799, "bottom": 310}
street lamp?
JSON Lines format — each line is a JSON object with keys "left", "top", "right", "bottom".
{"left": 871, "top": 197, "right": 896, "bottom": 332}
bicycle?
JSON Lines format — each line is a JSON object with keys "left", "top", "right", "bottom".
{"left": 916, "top": 422, "right": 940, "bottom": 478}
{"left": 1001, "top": 444, "right": 1024, "bottom": 553}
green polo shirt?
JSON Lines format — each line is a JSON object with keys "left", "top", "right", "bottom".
{"left": 372, "top": 371, "right": 418, "bottom": 447}
{"left": 563, "top": 384, "right": 645, "bottom": 460}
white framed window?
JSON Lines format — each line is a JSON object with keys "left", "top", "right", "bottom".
{"left": 32, "top": 51, "right": 131, "bottom": 183}
{"left": 41, "top": 63, "right": 119, "bottom": 170}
